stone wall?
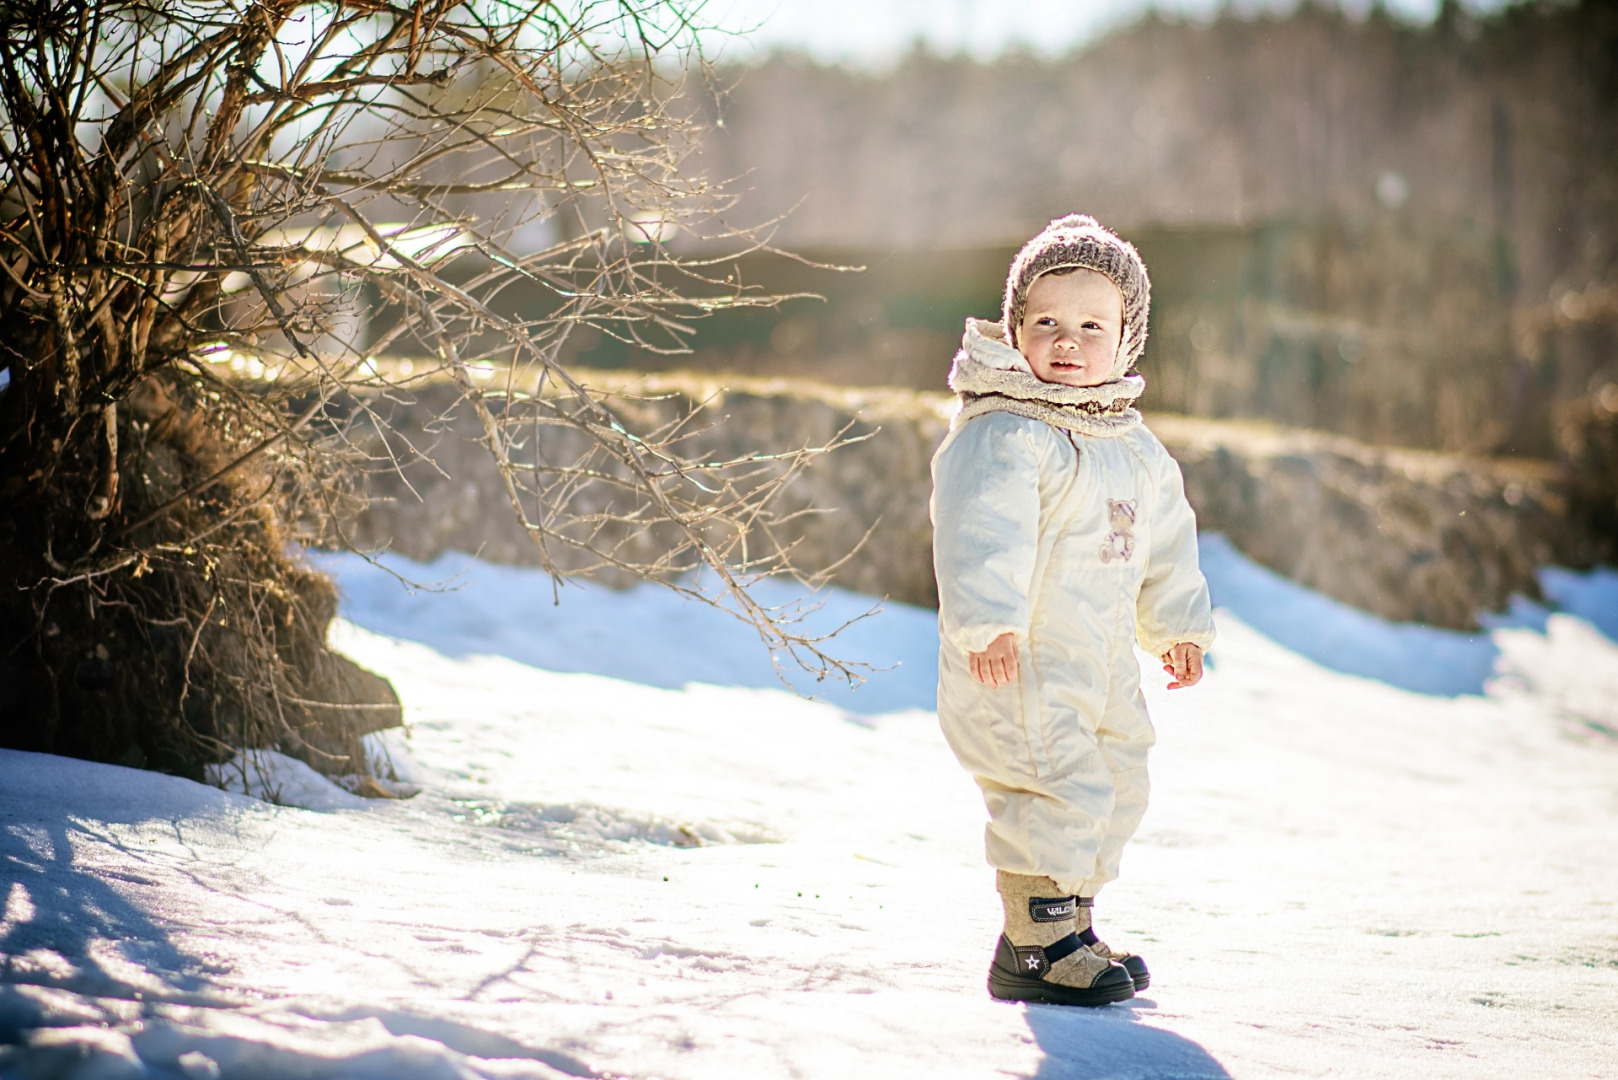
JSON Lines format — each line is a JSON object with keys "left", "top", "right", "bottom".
{"left": 339, "top": 374, "right": 951, "bottom": 607}
{"left": 340, "top": 372, "right": 1595, "bottom": 630}
{"left": 1151, "top": 416, "right": 1576, "bottom": 629}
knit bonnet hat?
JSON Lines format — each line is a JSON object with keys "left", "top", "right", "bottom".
{"left": 1002, "top": 214, "right": 1152, "bottom": 376}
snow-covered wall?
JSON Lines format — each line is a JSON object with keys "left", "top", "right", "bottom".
{"left": 337, "top": 373, "right": 1587, "bottom": 629}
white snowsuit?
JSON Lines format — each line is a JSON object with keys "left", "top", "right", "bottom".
{"left": 931, "top": 330, "right": 1214, "bottom": 898}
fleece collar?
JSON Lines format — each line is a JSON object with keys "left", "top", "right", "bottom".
{"left": 947, "top": 319, "right": 1144, "bottom": 438}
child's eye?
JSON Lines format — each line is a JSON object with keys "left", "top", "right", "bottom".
{"left": 1036, "top": 317, "right": 1056, "bottom": 327}
{"left": 1082, "top": 321, "right": 1102, "bottom": 330}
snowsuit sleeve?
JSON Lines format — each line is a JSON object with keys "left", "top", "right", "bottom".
{"left": 931, "top": 414, "right": 1048, "bottom": 657}
{"left": 1134, "top": 433, "right": 1215, "bottom": 656}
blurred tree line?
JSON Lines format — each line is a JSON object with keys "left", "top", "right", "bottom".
{"left": 237, "top": 0, "right": 1614, "bottom": 547}
{"left": 560, "top": 0, "right": 1614, "bottom": 543}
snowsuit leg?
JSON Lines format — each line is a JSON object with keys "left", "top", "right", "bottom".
{"left": 939, "top": 641, "right": 1120, "bottom": 895}
{"left": 953, "top": 650, "right": 1158, "bottom": 899}
{"left": 1080, "top": 663, "right": 1156, "bottom": 896}
{"left": 975, "top": 748, "right": 1116, "bottom": 898}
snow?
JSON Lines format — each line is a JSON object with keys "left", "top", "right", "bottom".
{"left": 205, "top": 751, "right": 372, "bottom": 812}
{"left": 1197, "top": 534, "right": 1516, "bottom": 696}
{"left": 4, "top": 539, "right": 1617, "bottom": 1079}
{"left": 323, "top": 553, "right": 939, "bottom": 715}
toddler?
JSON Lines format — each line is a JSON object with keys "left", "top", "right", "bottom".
{"left": 930, "top": 214, "right": 1214, "bottom": 1007}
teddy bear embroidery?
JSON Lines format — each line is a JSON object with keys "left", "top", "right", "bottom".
{"left": 1099, "top": 499, "right": 1138, "bottom": 563}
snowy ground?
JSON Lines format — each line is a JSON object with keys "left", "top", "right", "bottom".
{"left": 4, "top": 537, "right": 1617, "bottom": 1080}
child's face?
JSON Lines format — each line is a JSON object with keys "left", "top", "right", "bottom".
{"left": 1018, "top": 270, "right": 1124, "bottom": 387}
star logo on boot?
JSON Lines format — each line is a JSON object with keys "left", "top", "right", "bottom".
{"left": 1025, "top": 954, "right": 1042, "bottom": 971}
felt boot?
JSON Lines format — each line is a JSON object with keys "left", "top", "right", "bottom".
{"left": 1077, "top": 895, "right": 1150, "bottom": 991}
{"left": 987, "top": 871, "right": 1135, "bottom": 1007}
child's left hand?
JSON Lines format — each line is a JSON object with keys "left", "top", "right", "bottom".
{"left": 1160, "top": 643, "right": 1204, "bottom": 689}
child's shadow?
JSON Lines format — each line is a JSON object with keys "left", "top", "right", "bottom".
{"left": 1023, "top": 997, "right": 1232, "bottom": 1079}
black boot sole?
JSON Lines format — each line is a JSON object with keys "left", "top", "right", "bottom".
{"left": 988, "top": 966, "right": 1137, "bottom": 1007}
{"left": 1121, "top": 955, "right": 1150, "bottom": 992}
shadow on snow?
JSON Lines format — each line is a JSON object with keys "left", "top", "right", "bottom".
{"left": 0, "top": 749, "right": 601, "bottom": 1080}
{"left": 1024, "top": 997, "right": 1232, "bottom": 1079}
{"left": 1198, "top": 534, "right": 1618, "bottom": 697}
{"left": 314, "top": 550, "right": 942, "bottom": 716}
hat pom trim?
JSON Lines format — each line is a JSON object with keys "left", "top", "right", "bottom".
{"left": 1046, "top": 213, "right": 1100, "bottom": 230}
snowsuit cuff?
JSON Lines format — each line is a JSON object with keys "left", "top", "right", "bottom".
{"left": 949, "top": 624, "right": 1023, "bottom": 656}
{"left": 1138, "top": 628, "right": 1215, "bottom": 658}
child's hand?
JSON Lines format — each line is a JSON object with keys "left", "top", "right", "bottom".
{"left": 968, "top": 632, "right": 1019, "bottom": 688}
{"left": 1160, "top": 643, "right": 1204, "bottom": 689}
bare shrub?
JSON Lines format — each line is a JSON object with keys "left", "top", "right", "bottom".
{"left": 0, "top": 0, "right": 860, "bottom": 780}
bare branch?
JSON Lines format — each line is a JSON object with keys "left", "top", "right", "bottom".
{"left": 0, "top": 0, "right": 869, "bottom": 792}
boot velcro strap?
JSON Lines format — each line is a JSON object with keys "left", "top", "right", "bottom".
{"left": 1077, "top": 926, "right": 1100, "bottom": 946}
{"left": 1075, "top": 896, "right": 1095, "bottom": 908}
{"left": 1010, "top": 933, "right": 1084, "bottom": 976}
{"left": 1028, "top": 896, "right": 1076, "bottom": 923}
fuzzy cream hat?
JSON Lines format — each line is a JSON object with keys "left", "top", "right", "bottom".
{"left": 1002, "top": 214, "right": 1152, "bottom": 375}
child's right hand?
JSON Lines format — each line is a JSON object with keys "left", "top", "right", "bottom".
{"left": 968, "top": 632, "right": 1019, "bottom": 688}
